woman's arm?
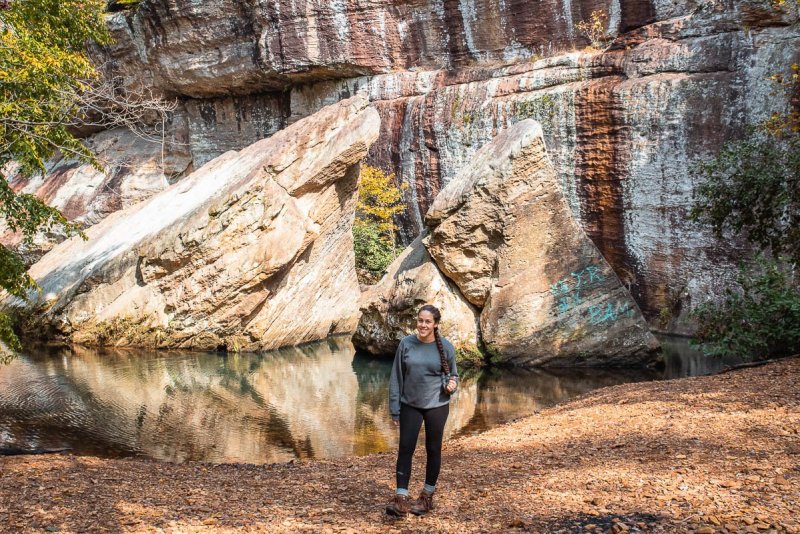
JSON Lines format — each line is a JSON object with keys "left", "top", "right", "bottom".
{"left": 388, "top": 342, "right": 404, "bottom": 420}
{"left": 446, "top": 341, "right": 459, "bottom": 392}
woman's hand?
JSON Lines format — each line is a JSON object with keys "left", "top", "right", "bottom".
{"left": 445, "top": 377, "right": 457, "bottom": 394}
{"left": 392, "top": 418, "right": 399, "bottom": 427}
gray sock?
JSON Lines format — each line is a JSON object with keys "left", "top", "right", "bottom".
{"left": 423, "top": 484, "right": 435, "bottom": 494}
{"left": 396, "top": 488, "right": 409, "bottom": 497}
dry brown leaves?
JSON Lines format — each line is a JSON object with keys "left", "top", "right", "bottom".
{"left": 1, "top": 357, "right": 798, "bottom": 534}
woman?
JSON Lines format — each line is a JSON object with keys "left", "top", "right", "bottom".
{"left": 385, "top": 304, "right": 458, "bottom": 517}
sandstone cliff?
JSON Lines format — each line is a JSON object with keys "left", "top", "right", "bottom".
{"left": 356, "top": 120, "right": 659, "bottom": 367}
{"left": 10, "top": 0, "right": 800, "bottom": 335}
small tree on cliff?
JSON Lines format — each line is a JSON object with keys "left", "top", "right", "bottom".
{"left": 352, "top": 165, "right": 406, "bottom": 283}
{"left": 576, "top": 10, "right": 612, "bottom": 51}
{"left": 0, "top": 0, "right": 174, "bottom": 356}
{"left": 690, "top": 57, "right": 800, "bottom": 360}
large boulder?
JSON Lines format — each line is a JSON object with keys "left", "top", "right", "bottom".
{"left": 14, "top": 96, "right": 380, "bottom": 351}
{"left": 352, "top": 234, "right": 479, "bottom": 357}
{"left": 426, "top": 120, "right": 660, "bottom": 366}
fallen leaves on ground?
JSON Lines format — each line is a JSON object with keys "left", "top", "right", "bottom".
{"left": 1, "top": 357, "right": 798, "bottom": 533}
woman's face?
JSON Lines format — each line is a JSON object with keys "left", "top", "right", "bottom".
{"left": 416, "top": 310, "right": 438, "bottom": 339}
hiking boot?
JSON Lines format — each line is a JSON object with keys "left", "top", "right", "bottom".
{"left": 385, "top": 494, "right": 411, "bottom": 517}
{"left": 409, "top": 490, "right": 434, "bottom": 516}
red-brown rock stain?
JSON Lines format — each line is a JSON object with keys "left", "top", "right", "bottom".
{"left": 573, "top": 74, "right": 642, "bottom": 300}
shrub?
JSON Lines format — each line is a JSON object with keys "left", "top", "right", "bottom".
{"left": 576, "top": 10, "right": 611, "bottom": 50}
{"left": 353, "top": 165, "right": 405, "bottom": 283}
{"left": 455, "top": 344, "right": 485, "bottom": 368}
{"left": 352, "top": 220, "right": 395, "bottom": 277}
{"left": 690, "top": 131, "right": 799, "bottom": 265}
{"left": 692, "top": 257, "right": 800, "bottom": 360}
{"left": 690, "top": 60, "right": 799, "bottom": 360}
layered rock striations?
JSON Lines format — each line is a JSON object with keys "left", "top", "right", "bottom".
{"left": 12, "top": 96, "right": 380, "bottom": 351}
{"left": 16, "top": 1, "right": 800, "bottom": 335}
{"left": 99, "top": 0, "right": 661, "bottom": 98}
{"left": 356, "top": 120, "right": 659, "bottom": 366}
{"left": 426, "top": 120, "right": 659, "bottom": 366}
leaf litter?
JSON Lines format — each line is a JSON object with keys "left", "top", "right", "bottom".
{"left": 1, "top": 357, "right": 798, "bottom": 533}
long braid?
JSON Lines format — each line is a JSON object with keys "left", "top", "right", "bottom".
{"left": 419, "top": 304, "right": 449, "bottom": 376}
{"left": 433, "top": 326, "right": 449, "bottom": 376}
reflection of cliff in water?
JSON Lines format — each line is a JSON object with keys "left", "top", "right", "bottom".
{"left": 2, "top": 339, "right": 690, "bottom": 464}
{"left": 351, "top": 352, "right": 392, "bottom": 455}
{"left": 450, "top": 366, "right": 660, "bottom": 439}
{"left": 1, "top": 339, "right": 370, "bottom": 463}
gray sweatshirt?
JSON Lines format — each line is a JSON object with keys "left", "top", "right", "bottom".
{"left": 389, "top": 334, "right": 459, "bottom": 420}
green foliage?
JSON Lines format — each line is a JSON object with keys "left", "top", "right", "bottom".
{"left": 455, "top": 344, "right": 485, "bottom": 368}
{"left": 352, "top": 219, "right": 395, "bottom": 276}
{"left": 353, "top": 165, "right": 406, "bottom": 281}
{"left": 0, "top": 312, "right": 21, "bottom": 361}
{"left": 0, "top": 0, "right": 107, "bottom": 355}
{"left": 692, "top": 257, "right": 800, "bottom": 360}
{"left": 690, "top": 56, "right": 800, "bottom": 361}
{"left": 0, "top": 244, "right": 36, "bottom": 300}
{"left": 1, "top": 0, "right": 109, "bottom": 176}
{"left": 689, "top": 132, "right": 799, "bottom": 265}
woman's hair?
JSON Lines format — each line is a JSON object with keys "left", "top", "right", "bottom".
{"left": 418, "top": 304, "right": 449, "bottom": 375}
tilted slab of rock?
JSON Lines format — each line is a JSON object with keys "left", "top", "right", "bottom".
{"left": 2, "top": 124, "right": 191, "bottom": 264}
{"left": 352, "top": 234, "right": 479, "bottom": 357}
{"left": 426, "top": 120, "right": 660, "bottom": 366}
{"left": 15, "top": 96, "right": 380, "bottom": 351}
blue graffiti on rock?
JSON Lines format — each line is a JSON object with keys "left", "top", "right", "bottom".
{"left": 550, "top": 264, "right": 636, "bottom": 326}
{"left": 550, "top": 265, "right": 605, "bottom": 314}
{"left": 587, "top": 301, "right": 636, "bottom": 325}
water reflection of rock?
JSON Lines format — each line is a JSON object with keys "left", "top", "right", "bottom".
{"left": 658, "top": 335, "right": 743, "bottom": 379}
{"left": 20, "top": 345, "right": 312, "bottom": 463}
{"left": 1, "top": 340, "right": 669, "bottom": 464}
{"left": 3, "top": 340, "right": 374, "bottom": 463}
{"left": 450, "top": 366, "right": 660, "bottom": 439}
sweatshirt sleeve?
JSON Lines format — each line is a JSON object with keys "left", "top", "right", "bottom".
{"left": 388, "top": 341, "right": 404, "bottom": 420}
{"left": 447, "top": 342, "right": 459, "bottom": 382}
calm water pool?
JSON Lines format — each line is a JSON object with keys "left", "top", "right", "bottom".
{"left": 0, "top": 335, "right": 741, "bottom": 464}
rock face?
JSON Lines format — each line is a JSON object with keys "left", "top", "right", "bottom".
{"left": 99, "top": 0, "right": 659, "bottom": 98}
{"left": 352, "top": 234, "right": 479, "bottom": 356}
{"left": 19, "top": 1, "right": 800, "bottom": 336}
{"left": 15, "top": 96, "right": 380, "bottom": 351}
{"left": 356, "top": 120, "right": 659, "bottom": 366}
{"left": 426, "top": 120, "right": 658, "bottom": 366}
{"left": 3, "top": 122, "right": 191, "bottom": 262}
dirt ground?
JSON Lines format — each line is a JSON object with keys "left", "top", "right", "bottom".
{"left": 1, "top": 357, "right": 798, "bottom": 534}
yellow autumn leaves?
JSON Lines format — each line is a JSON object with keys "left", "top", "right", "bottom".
{"left": 352, "top": 165, "right": 406, "bottom": 281}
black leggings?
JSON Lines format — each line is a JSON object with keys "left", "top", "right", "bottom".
{"left": 396, "top": 402, "right": 450, "bottom": 490}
